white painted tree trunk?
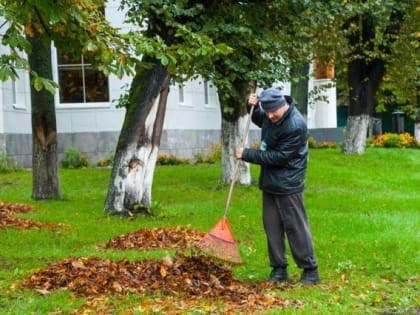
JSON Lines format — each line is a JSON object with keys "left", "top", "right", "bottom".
{"left": 414, "top": 122, "right": 420, "bottom": 142}
{"left": 111, "top": 98, "right": 161, "bottom": 213}
{"left": 104, "top": 64, "right": 169, "bottom": 215}
{"left": 342, "top": 114, "right": 370, "bottom": 155}
{"left": 221, "top": 115, "right": 251, "bottom": 185}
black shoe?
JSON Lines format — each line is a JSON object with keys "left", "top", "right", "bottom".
{"left": 267, "top": 268, "right": 290, "bottom": 282}
{"left": 299, "top": 268, "right": 321, "bottom": 285}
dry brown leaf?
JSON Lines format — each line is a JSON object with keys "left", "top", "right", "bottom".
{"left": 103, "top": 227, "right": 205, "bottom": 251}
{"left": 23, "top": 254, "right": 300, "bottom": 313}
{"left": 0, "top": 201, "right": 66, "bottom": 230}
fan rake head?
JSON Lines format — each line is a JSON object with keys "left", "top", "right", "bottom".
{"left": 196, "top": 217, "right": 242, "bottom": 264}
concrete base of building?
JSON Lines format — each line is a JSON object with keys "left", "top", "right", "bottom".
{"left": 2, "top": 128, "right": 345, "bottom": 168}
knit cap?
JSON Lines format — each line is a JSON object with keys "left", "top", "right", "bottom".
{"left": 259, "top": 87, "right": 286, "bottom": 111}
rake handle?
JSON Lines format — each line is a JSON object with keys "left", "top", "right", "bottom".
{"left": 223, "top": 104, "right": 255, "bottom": 218}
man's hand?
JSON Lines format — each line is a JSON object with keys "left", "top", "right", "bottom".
{"left": 248, "top": 93, "right": 258, "bottom": 106}
{"left": 236, "top": 147, "right": 244, "bottom": 160}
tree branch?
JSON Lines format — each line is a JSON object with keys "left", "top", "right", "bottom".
{"left": 33, "top": 5, "right": 51, "bottom": 37}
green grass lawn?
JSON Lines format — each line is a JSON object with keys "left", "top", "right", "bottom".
{"left": 0, "top": 148, "right": 419, "bottom": 314}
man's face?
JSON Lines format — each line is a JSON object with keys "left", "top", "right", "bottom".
{"left": 265, "top": 104, "right": 289, "bottom": 123}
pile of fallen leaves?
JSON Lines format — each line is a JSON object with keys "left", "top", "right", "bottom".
{"left": 23, "top": 253, "right": 298, "bottom": 313}
{"left": 3, "top": 200, "right": 299, "bottom": 313}
{"left": 103, "top": 226, "right": 205, "bottom": 251}
{"left": 0, "top": 201, "right": 64, "bottom": 230}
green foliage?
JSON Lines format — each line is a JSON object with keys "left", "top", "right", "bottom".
{"left": 308, "top": 136, "right": 318, "bottom": 148}
{"left": 120, "top": 0, "right": 315, "bottom": 115}
{"left": 156, "top": 153, "right": 189, "bottom": 166}
{"left": 194, "top": 143, "right": 221, "bottom": 164}
{"left": 201, "top": 1, "right": 314, "bottom": 107}
{"left": 0, "top": 148, "right": 21, "bottom": 172}
{"left": 0, "top": 55, "right": 21, "bottom": 81}
{"left": 30, "top": 71, "right": 59, "bottom": 95}
{"left": 60, "top": 147, "right": 89, "bottom": 169}
{"left": 97, "top": 149, "right": 115, "bottom": 167}
{"left": 0, "top": 149, "right": 419, "bottom": 313}
{"left": 148, "top": 200, "right": 168, "bottom": 217}
{"left": 0, "top": 0, "right": 136, "bottom": 85}
{"left": 371, "top": 132, "right": 420, "bottom": 148}
{"left": 308, "top": 136, "right": 338, "bottom": 149}
{"left": 121, "top": 7, "right": 232, "bottom": 83}
{"left": 112, "top": 83, "right": 130, "bottom": 109}
{"left": 193, "top": 152, "right": 205, "bottom": 164}
{"left": 375, "top": 1, "right": 420, "bottom": 115}
{"left": 208, "top": 143, "right": 221, "bottom": 163}
{"left": 310, "top": 0, "right": 418, "bottom": 117}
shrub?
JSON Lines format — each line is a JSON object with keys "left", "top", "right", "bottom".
{"left": 97, "top": 149, "right": 115, "bottom": 167}
{"left": 318, "top": 141, "right": 337, "bottom": 148}
{"left": 194, "top": 143, "right": 221, "bottom": 164}
{"left": 0, "top": 148, "right": 21, "bottom": 172}
{"left": 207, "top": 143, "right": 221, "bottom": 164}
{"left": 193, "top": 152, "right": 205, "bottom": 164}
{"left": 308, "top": 136, "right": 318, "bottom": 148}
{"left": 60, "top": 147, "right": 89, "bottom": 168}
{"left": 97, "top": 158, "right": 109, "bottom": 167}
{"left": 250, "top": 141, "right": 261, "bottom": 150}
{"left": 371, "top": 132, "right": 419, "bottom": 148}
{"left": 308, "top": 136, "right": 337, "bottom": 149}
{"left": 157, "top": 153, "right": 189, "bottom": 165}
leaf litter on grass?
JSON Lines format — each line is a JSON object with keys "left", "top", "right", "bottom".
{"left": 103, "top": 226, "right": 205, "bottom": 251}
{"left": 21, "top": 225, "right": 300, "bottom": 313}
{"left": 23, "top": 253, "right": 299, "bottom": 314}
{"left": 0, "top": 201, "right": 67, "bottom": 230}
{"left": 2, "top": 200, "right": 299, "bottom": 313}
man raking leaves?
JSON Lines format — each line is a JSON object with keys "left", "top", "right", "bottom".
{"left": 236, "top": 87, "right": 320, "bottom": 285}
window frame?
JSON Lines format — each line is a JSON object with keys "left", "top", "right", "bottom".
{"left": 51, "top": 46, "right": 111, "bottom": 109}
{"left": 11, "top": 68, "right": 29, "bottom": 110}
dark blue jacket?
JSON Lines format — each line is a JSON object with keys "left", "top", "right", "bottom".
{"left": 241, "top": 96, "right": 308, "bottom": 195}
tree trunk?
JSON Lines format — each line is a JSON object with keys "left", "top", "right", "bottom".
{"left": 342, "top": 115, "right": 370, "bottom": 154}
{"left": 219, "top": 80, "right": 255, "bottom": 185}
{"left": 27, "top": 35, "right": 61, "bottom": 200}
{"left": 416, "top": 94, "right": 420, "bottom": 142}
{"left": 291, "top": 62, "right": 309, "bottom": 118}
{"left": 414, "top": 122, "right": 420, "bottom": 142}
{"left": 104, "top": 61, "right": 170, "bottom": 215}
{"left": 221, "top": 116, "right": 250, "bottom": 184}
{"left": 342, "top": 14, "right": 386, "bottom": 155}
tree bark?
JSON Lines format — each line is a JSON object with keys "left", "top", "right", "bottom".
{"left": 342, "top": 14, "right": 386, "bottom": 154}
{"left": 27, "top": 35, "right": 61, "bottom": 200}
{"left": 415, "top": 122, "right": 420, "bottom": 142}
{"left": 219, "top": 80, "right": 255, "bottom": 185}
{"left": 343, "top": 115, "right": 370, "bottom": 154}
{"left": 221, "top": 116, "right": 250, "bottom": 184}
{"left": 103, "top": 60, "right": 170, "bottom": 214}
{"left": 291, "top": 62, "right": 309, "bottom": 118}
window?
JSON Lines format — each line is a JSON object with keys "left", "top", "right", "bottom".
{"left": 203, "top": 80, "right": 209, "bottom": 105}
{"left": 178, "top": 84, "right": 184, "bottom": 104}
{"left": 57, "top": 52, "right": 109, "bottom": 103}
{"left": 12, "top": 69, "right": 28, "bottom": 110}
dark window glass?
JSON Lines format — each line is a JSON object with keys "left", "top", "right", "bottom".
{"left": 57, "top": 52, "right": 109, "bottom": 103}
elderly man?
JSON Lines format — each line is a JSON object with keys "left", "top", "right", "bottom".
{"left": 236, "top": 87, "right": 320, "bottom": 285}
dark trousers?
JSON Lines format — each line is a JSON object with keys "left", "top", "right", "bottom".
{"left": 262, "top": 192, "right": 318, "bottom": 270}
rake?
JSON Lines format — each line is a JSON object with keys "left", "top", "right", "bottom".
{"left": 196, "top": 103, "right": 256, "bottom": 264}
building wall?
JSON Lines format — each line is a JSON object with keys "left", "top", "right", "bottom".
{"left": 1, "top": 77, "right": 223, "bottom": 167}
